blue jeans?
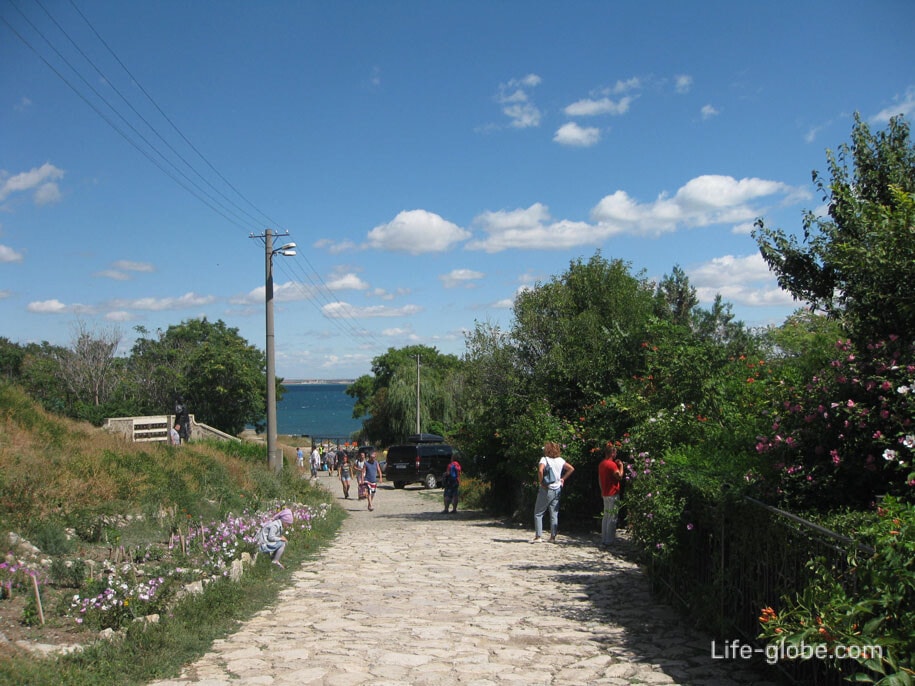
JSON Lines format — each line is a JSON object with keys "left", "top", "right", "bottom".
{"left": 534, "top": 486, "right": 561, "bottom": 538}
{"left": 601, "top": 495, "right": 619, "bottom": 543}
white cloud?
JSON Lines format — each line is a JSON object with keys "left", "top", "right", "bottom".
{"left": 591, "top": 174, "right": 803, "bottom": 235}
{"left": 314, "top": 237, "right": 357, "bottom": 254}
{"left": 113, "top": 260, "right": 154, "bottom": 273}
{"left": 106, "top": 311, "right": 133, "bottom": 321}
{"left": 96, "top": 269, "right": 130, "bottom": 281}
{"left": 872, "top": 86, "right": 915, "bottom": 123}
{"left": 465, "top": 174, "right": 805, "bottom": 253}
{"left": 108, "top": 292, "right": 216, "bottom": 311}
{"left": 467, "top": 203, "right": 601, "bottom": 253}
{"left": 14, "top": 97, "right": 32, "bottom": 112}
{"left": 0, "top": 244, "right": 24, "bottom": 263}
{"left": 28, "top": 299, "right": 68, "bottom": 313}
{"left": 496, "top": 74, "right": 543, "bottom": 128}
{"left": 0, "top": 290, "right": 10, "bottom": 300}
{"left": 326, "top": 273, "right": 369, "bottom": 291}
{"left": 553, "top": 122, "right": 601, "bottom": 147}
{"left": 688, "top": 253, "right": 797, "bottom": 308}
{"left": 322, "top": 301, "right": 422, "bottom": 318}
{"left": 564, "top": 96, "right": 634, "bottom": 117}
{"left": 675, "top": 75, "right": 693, "bottom": 94}
{"left": 367, "top": 209, "right": 470, "bottom": 254}
{"left": 440, "top": 268, "right": 484, "bottom": 288}
{"left": 701, "top": 104, "right": 719, "bottom": 120}
{"left": 731, "top": 222, "right": 756, "bottom": 235}
{"left": 0, "top": 163, "right": 65, "bottom": 204}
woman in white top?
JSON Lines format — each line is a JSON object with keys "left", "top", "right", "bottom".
{"left": 532, "top": 441, "right": 574, "bottom": 543}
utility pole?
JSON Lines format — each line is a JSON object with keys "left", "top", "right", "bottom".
{"left": 251, "top": 228, "right": 295, "bottom": 473}
{"left": 416, "top": 354, "right": 421, "bottom": 435}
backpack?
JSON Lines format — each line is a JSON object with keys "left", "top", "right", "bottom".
{"left": 443, "top": 463, "right": 459, "bottom": 488}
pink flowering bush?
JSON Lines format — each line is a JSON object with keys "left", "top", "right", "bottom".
{"left": 754, "top": 337, "right": 915, "bottom": 508}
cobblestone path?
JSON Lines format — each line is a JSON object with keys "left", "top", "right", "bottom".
{"left": 150, "top": 474, "right": 773, "bottom": 685}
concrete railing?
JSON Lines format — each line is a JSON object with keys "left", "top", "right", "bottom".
{"left": 103, "top": 414, "right": 240, "bottom": 444}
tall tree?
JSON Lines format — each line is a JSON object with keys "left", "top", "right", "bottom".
{"left": 129, "top": 319, "right": 268, "bottom": 435}
{"left": 347, "top": 345, "right": 463, "bottom": 447}
{"left": 56, "top": 322, "right": 122, "bottom": 407}
{"left": 753, "top": 114, "right": 915, "bottom": 345}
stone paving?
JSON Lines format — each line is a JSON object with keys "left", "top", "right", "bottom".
{"left": 149, "top": 474, "right": 775, "bottom": 686}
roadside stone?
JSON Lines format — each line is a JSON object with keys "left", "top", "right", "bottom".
{"left": 149, "top": 473, "right": 768, "bottom": 686}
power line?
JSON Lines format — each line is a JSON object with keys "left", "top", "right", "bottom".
{"left": 3, "top": 0, "right": 378, "bottom": 348}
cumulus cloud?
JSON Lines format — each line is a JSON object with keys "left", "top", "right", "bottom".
{"left": 465, "top": 174, "right": 805, "bottom": 253}
{"left": 0, "top": 244, "right": 24, "bottom": 263}
{"left": 27, "top": 299, "right": 69, "bottom": 314}
{"left": 688, "top": 253, "right": 796, "bottom": 308}
{"left": 675, "top": 75, "right": 693, "bottom": 94}
{"left": 95, "top": 260, "right": 155, "bottom": 280}
{"left": 496, "top": 74, "right": 543, "bottom": 128}
{"left": 564, "top": 96, "right": 634, "bottom": 117}
{"left": 701, "top": 104, "right": 719, "bottom": 120}
{"left": 553, "top": 122, "right": 601, "bottom": 147}
{"left": 367, "top": 209, "right": 470, "bottom": 254}
{"left": 314, "top": 237, "right": 358, "bottom": 254}
{"left": 467, "top": 203, "right": 600, "bottom": 253}
{"left": 326, "top": 273, "right": 369, "bottom": 291}
{"left": 108, "top": 292, "right": 216, "bottom": 311}
{"left": 322, "top": 301, "right": 422, "bottom": 318}
{"left": 440, "top": 268, "right": 484, "bottom": 288}
{"left": 872, "top": 86, "right": 915, "bottom": 123}
{"left": 591, "top": 174, "right": 803, "bottom": 235}
{"left": 0, "top": 163, "right": 65, "bottom": 205}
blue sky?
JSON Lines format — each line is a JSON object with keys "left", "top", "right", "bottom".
{"left": 2, "top": 1, "right": 914, "bottom": 380}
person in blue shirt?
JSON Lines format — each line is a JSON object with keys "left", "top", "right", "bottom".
{"left": 363, "top": 450, "right": 383, "bottom": 511}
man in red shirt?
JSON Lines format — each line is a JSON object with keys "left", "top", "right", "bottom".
{"left": 598, "top": 444, "right": 623, "bottom": 544}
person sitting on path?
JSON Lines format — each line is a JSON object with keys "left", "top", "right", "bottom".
{"left": 598, "top": 443, "right": 623, "bottom": 545}
{"left": 256, "top": 508, "right": 293, "bottom": 569}
{"left": 363, "top": 450, "right": 383, "bottom": 511}
{"left": 532, "top": 441, "right": 574, "bottom": 543}
{"left": 339, "top": 454, "right": 353, "bottom": 499}
{"left": 442, "top": 456, "right": 462, "bottom": 514}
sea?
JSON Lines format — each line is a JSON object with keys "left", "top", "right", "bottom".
{"left": 276, "top": 383, "right": 364, "bottom": 440}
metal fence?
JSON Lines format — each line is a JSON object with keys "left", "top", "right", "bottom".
{"left": 646, "top": 495, "right": 873, "bottom": 684}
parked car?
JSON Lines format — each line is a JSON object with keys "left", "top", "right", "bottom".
{"left": 385, "top": 434, "right": 458, "bottom": 489}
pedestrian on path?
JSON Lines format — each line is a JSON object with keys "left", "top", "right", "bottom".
{"left": 598, "top": 443, "right": 623, "bottom": 544}
{"left": 256, "top": 508, "right": 294, "bottom": 569}
{"left": 310, "top": 446, "right": 321, "bottom": 479}
{"left": 363, "top": 450, "right": 382, "bottom": 511}
{"left": 339, "top": 454, "right": 353, "bottom": 499}
{"left": 532, "top": 441, "right": 574, "bottom": 543}
{"left": 296, "top": 447, "right": 304, "bottom": 471}
{"left": 441, "top": 457, "right": 462, "bottom": 513}
{"left": 355, "top": 450, "right": 367, "bottom": 499}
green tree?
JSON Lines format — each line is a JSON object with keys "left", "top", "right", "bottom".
{"left": 754, "top": 114, "right": 915, "bottom": 345}
{"left": 346, "top": 345, "right": 463, "bottom": 447}
{"left": 129, "top": 319, "right": 268, "bottom": 435}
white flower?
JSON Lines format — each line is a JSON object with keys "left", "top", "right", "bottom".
{"left": 903, "top": 435, "right": 915, "bottom": 449}
{"left": 898, "top": 385, "right": 911, "bottom": 395}
{"left": 883, "top": 449, "right": 898, "bottom": 462}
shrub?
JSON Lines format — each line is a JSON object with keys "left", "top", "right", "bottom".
{"left": 758, "top": 497, "right": 915, "bottom": 684}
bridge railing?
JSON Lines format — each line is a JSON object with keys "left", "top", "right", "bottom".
{"left": 103, "top": 415, "right": 239, "bottom": 444}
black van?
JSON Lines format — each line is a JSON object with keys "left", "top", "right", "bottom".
{"left": 385, "top": 434, "right": 457, "bottom": 489}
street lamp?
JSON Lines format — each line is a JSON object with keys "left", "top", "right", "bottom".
{"left": 263, "top": 228, "right": 295, "bottom": 473}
